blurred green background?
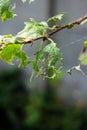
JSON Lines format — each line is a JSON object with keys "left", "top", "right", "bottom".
{"left": 0, "top": 68, "right": 87, "bottom": 130}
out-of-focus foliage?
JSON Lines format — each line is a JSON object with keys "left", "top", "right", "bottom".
{"left": 0, "top": 69, "right": 29, "bottom": 130}
{"left": 0, "top": 69, "right": 87, "bottom": 130}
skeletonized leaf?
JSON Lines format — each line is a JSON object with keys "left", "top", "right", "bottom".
{"left": 47, "top": 13, "right": 64, "bottom": 23}
{"left": 17, "top": 18, "right": 49, "bottom": 39}
{"left": 74, "top": 65, "right": 84, "bottom": 75}
{"left": 43, "top": 42, "right": 62, "bottom": 66}
{"left": 40, "top": 42, "right": 62, "bottom": 79}
{"left": 67, "top": 65, "right": 84, "bottom": 75}
{"left": 0, "top": 34, "right": 16, "bottom": 49}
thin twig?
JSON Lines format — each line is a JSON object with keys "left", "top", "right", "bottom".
{"left": 24, "top": 14, "right": 87, "bottom": 44}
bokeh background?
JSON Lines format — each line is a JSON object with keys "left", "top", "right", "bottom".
{"left": 0, "top": 0, "right": 87, "bottom": 129}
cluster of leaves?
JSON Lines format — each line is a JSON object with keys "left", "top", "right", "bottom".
{"left": 0, "top": 0, "right": 87, "bottom": 80}
{"left": 0, "top": 0, "right": 35, "bottom": 21}
{"left": 31, "top": 41, "right": 62, "bottom": 80}
{"left": 0, "top": 0, "right": 64, "bottom": 80}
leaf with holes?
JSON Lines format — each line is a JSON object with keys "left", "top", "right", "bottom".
{"left": 47, "top": 13, "right": 64, "bottom": 23}
{"left": 17, "top": 18, "right": 49, "bottom": 39}
{"left": 43, "top": 42, "right": 62, "bottom": 67}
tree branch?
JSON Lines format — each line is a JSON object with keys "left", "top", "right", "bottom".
{"left": 24, "top": 14, "right": 87, "bottom": 44}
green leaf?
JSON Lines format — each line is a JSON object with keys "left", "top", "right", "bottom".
{"left": 32, "top": 50, "right": 42, "bottom": 72}
{"left": 16, "top": 51, "right": 30, "bottom": 67}
{"left": 83, "top": 41, "right": 87, "bottom": 47}
{"left": 0, "top": 44, "right": 29, "bottom": 67}
{"left": 43, "top": 42, "right": 62, "bottom": 66}
{"left": 79, "top": 53, "right": 87, "bottom": 66}
{"left": 0, "top": 0, "right": 16, "bottom": 21}
{"left": 47, "top": 13, "right": 64, "bottom": 23}
{"left": 67, "top": 24, "right": 74, "bottom": 29}
{"left": 46, "top": 66, "right": 56, "bottom": 79}
{"left": 32, "top": 60, "right": 39, "bottom": 72}
{"left": 0, "top": 44, "right": 21, "bottom": 64}
{"left": 30, "top": 41, "right": 63, "bottom": 80}
{"left": 17, "top": 18, "right": 48, "bottom": 39}
{"left": 37, "top": 42, "right": 63, "bottom": 79}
